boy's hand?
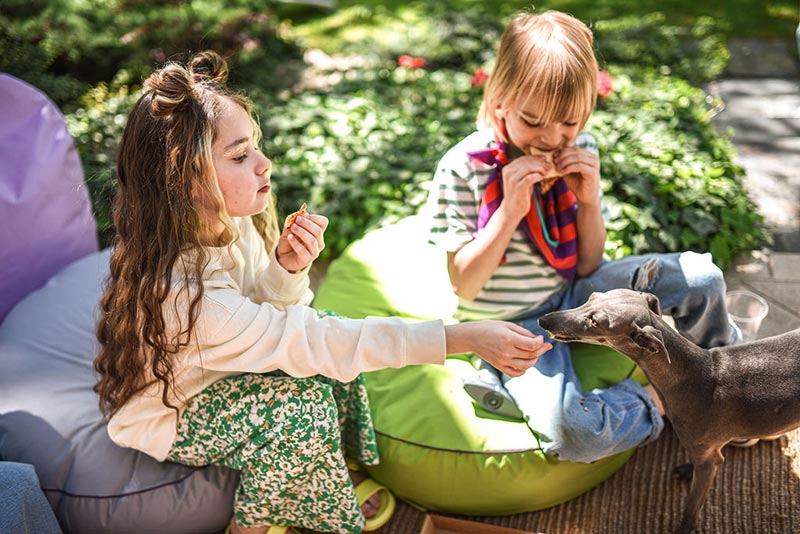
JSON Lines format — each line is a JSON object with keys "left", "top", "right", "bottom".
{"left": 499, "top": 155, "right": 555, "bottom": 220}
{"left": 276, "top": 208, "right": 328, "bottom": 273}
{"left": 446, "top": 321, "right": 551, "bottom": 377}
{"left": 554, "top": 146, "right": 601, "bottom": 205}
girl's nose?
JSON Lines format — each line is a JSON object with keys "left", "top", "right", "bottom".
{"left": 257, "top": 153, "right": 272, "bottom": 175}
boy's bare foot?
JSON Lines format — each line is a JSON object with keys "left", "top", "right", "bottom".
{"left": 350, "top": 469, "right": 381, "bottom": 518}
{"left": 644, "top": 384, "right": 666, "bottom": 416}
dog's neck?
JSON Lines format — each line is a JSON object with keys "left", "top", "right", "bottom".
{"left": 630, "top": 311, "right": 711, "bottom": 391}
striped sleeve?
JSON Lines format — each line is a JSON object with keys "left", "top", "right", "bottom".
{"left": 427, "top": 130, "right": 493, "bottom": 252}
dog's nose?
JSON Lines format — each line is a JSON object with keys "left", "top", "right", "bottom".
{"left": 538, "top": 313, "right": 555, "bottom": 331}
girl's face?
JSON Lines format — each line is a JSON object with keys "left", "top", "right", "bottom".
{"left": 211, "top": 98, "right": 272, "bottom": 219}
{"left": 499, "top": 95, "right": 582, "bottom": 153}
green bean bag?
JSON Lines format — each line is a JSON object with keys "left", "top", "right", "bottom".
{"left": 313, "top": 215, "right": 646, "bottom": 515}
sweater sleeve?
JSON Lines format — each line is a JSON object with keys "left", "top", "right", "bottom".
{"left": 241, "top": 216, "right": 313, "bottom": 308}
{"left": 192, "top": 280, "right": 446, "bottom": 382}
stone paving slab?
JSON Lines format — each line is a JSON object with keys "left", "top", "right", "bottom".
{"left": 726, "top": 251, "right": 800, "bottom": 338}
{"left": 725, "top": 38, "right": 800, "bottom": 77}
{"left": 711, "top": 77, "right": 800, "bottom": 240}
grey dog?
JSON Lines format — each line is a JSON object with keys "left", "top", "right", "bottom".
{"left": 538, "top": 288, "right": 800, "bottom": 533}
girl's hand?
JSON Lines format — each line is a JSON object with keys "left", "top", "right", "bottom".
{"left": 554, "top": 146, "right": 601, "bottom": 206}
{"left": 499, "top": 155, "right": 554, "bottom": 221}
{"left": 445, "top": 321, "right": 551, "bottom": 377}
{"left": 275, "top": 212, "right": 328, "bottom": 273}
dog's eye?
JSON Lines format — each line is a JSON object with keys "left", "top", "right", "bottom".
{"left": 585, "top": 314, "right": 598, "bottom": 328}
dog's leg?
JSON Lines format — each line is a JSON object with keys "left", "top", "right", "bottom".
{"left": 672, "top": 463, "right": 693, "bottom": 481}
{"left": 677, "top": 447, "right": 724, "bottom": 533}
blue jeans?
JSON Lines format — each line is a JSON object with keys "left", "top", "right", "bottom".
{"left": 0, "top": 462, "right": 61, "bottom": 534}
{"left": 502, "top": 252, "right": 741, "bottom": 463}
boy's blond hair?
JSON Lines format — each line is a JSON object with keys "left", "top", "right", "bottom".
{"left": 478, "top": 11, "right": 598, "bottom": 140}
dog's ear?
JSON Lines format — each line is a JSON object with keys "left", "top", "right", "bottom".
{"left": 631, "top": 325, "right": 666, "bottom": 355}
{"left": 642, "top": 292, "right": 662, "bottom": 316}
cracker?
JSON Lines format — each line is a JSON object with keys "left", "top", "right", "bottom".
{"left": 528, "top": 148, "right": 560, "bottom": 194}
{"left": 286, "top": 202, "right": 308, "bottom": 227}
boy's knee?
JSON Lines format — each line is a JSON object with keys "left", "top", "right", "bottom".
{"left": 632, "top": 256, "right": 662, "bottom": 292}
{"left": 679, "top": 251, "right": 725, "bottom": 295}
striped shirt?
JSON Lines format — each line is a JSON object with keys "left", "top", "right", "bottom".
{"left": 426, "top": 128, "right": 600, "bottom": 322}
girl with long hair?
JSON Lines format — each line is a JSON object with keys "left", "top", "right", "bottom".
{"left": 94, "top": 50, "right": 550, "bottom": 534}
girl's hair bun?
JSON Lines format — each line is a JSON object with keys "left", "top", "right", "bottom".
{"left": 189, "top": 50, "right": 229, "bottom": 85}
{"left": 143, "top": 51, "right": 229, "bottom": 117}
{"left": 144, "top": 64, "right": 195, "bottom": 117}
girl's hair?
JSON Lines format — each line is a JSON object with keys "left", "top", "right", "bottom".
{"left": 94, "top": 50, "right": 279, "bottom": 418}
{"left": 478, "top": 11, "right": 598, "bottom": 139}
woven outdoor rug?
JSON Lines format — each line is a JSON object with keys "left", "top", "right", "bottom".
{"left": 301, "top": 424, "right": 800, "bottom": 533}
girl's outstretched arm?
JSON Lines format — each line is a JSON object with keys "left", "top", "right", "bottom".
{"left": 445, "top": 321, "right": 550, "bottom": 376}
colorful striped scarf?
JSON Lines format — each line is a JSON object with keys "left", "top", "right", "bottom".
{"left": 469, "top": 140, "right": 579, "bottom": 282}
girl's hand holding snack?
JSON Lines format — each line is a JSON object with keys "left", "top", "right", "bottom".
{"left": 445, "top": 321, "right": 551, "bottom": 377}
{"left": 276, "top": 203, "right": 329, "bottom": 273}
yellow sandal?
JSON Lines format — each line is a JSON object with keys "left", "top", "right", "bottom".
{"left": 346, "top": 458, "right": 397, "bottom": 532}
{"left": 355, "top": 476, "right": 397, "bottom": 531}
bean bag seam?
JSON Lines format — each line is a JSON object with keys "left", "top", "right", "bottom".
{"left": 375, "top": 429, "right": 542, "bottom": 455}
{"left": 40, "top": 468, "right": 208, "bottom": 499}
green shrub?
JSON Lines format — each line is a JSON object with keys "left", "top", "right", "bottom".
{"left": 591, "top": 67, "right": 764, "bottom": 269}
{"left": 61, "top": 6, "right": 763, "bottom": 270}
{"left": 0, "top": 0, "right": 300, "bottom": 109}
{"left": 593, "top": 13, "right": 730, "bottom": 84}
{"left": 65, "top": 84, "right": 139, "bottom": 247}
{"left": 253, "top": 64, "right": 481, "bottom": 256}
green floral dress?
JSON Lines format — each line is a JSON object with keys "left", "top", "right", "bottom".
{"left": 166, "top": 315, "right": 379, "bottom": 533}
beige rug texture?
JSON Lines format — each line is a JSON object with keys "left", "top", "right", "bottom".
{"left": 301, "top": 424, "right": 800, "bottom": 534}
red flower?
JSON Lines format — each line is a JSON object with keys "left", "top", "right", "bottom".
{"left": 597, "top": 70, "right": 613, "bottom": 98}
{"left": 470, "top": 68, "right": 489, "bottom": 87}
{"left": 397, "top": 55, "right": 426, "bottom": 69}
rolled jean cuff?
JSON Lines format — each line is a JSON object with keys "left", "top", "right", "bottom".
{"left": 619, "top": 378, "right": 665, "bottom": 445}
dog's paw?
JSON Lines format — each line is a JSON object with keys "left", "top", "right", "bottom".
{"left": 672, "top": 463, "right": 694, "bottom": 481}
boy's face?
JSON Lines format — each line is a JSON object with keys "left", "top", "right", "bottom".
{"left": 211, "top": 98, "right": 272, "bottom": 219}
{"left": 499, "top": 95, "right": 582, "bottom": 154}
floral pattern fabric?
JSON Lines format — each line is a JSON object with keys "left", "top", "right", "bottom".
{"left": 167, "top": 346, "right": 378, "bottom": 532}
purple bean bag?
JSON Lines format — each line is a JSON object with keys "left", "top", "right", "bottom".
{"left": 0, "top": 75, "right": 238, "bottom": 533}
{"left": 0, "top": 74, "right": 97, "bottom": 324}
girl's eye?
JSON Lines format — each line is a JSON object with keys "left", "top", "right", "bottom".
{"left": 233, "top": 154, "right": 248, "bottom": 163}
{"left": 523, "top": 119, "right": 542, "bottom": 128}
{"left": 564, "top": 121, "right": 578, "bottom": 127}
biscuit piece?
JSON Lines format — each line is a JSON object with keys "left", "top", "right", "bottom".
{"left": 528, "top": 148, "right": 560, "bottom": 194}
{"left": 286, "top": 202, "right": 308, "bottom": 227}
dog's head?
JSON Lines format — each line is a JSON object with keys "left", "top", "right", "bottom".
{"left": 539, "top": 289, "right": 667, "bottom": 360}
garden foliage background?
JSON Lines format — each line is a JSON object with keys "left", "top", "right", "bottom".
{"left": 3, "top": 0, "right": 796, "bottom": 268}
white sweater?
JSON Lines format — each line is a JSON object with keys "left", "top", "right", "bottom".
{"left": 108, "top": 217, "right": 446, "bottom": 461}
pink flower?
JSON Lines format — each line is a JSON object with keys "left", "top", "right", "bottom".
{"left": 597, "top": 70, "right": 613, "bottom": 98}
{"left": 470, "top": 68, "right": 489, "bottom": 87}
{"left": 397, "top": 55, "right": 426, "bottom": 69}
